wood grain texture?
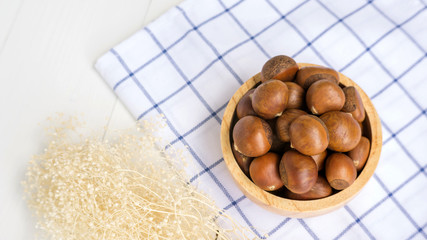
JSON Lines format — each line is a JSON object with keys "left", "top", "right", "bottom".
{"left": 221, "top": 63, "right": 382, "bottom": 218}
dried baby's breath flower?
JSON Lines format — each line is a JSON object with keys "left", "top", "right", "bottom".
{"left": 23, "top": 115, "right": 255, "bottom": 239}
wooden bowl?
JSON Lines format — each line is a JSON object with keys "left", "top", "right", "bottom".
{"left": 220, "top": 63, "right": 382, "bottom": 218}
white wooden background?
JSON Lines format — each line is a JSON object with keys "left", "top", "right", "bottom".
{"left": 0, "top": 0, "right": 183, "bottom": 238}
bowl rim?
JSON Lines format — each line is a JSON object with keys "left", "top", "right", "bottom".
{"left": 220, "top": 63, "right": 382, "bottom": 218}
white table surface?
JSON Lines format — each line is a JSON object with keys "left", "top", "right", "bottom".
{"left": 0, "top": 0, "right": 183, "bottom": 238}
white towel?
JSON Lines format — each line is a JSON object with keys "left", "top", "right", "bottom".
{"left": 95, "top": 0, "right": 427, "bottom": 239}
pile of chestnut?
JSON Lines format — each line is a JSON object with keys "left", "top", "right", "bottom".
{"left": 231, "top": 55, "right": 371, "bottom": 200}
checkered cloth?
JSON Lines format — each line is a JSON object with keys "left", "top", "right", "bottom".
{"left": 95, "top": 0, "right": 427, "bottom": 239}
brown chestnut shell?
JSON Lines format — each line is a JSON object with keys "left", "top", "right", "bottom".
{"left": 236, "top": 89, "right": 256, "bottom": 119}
{"left": 347, "top": 136, "right": 370, "bottom": 171}
{"left": 270, "top": 132, "right": 288, "bottom": 153}
{"left": 284, "top": 175, "right": 332, "bottom": 200}
{"left": 249, "top": 152, "right": 284, "bottom": 191}
{"left": 276, "top": 109, "right": 307, "bottom": 142}
{"left": 306, "top": 79, "right": 345, "bottom": 115}
{"left": 232, "top": 146, "right": 253, "bottom": 176}
{"left": 266, "top": 117, "right": 288, "bottom": 153}
{"left": 325, "top": 153, "right": 357, "bottom": 190}
{"left": 279, "top": 150, "right": 318, "bottom": 194}
{"left": 285, "top": 82, "right": 305, "bottom": 109}
{"left": 295, "top": 66, "right": 339, "bottom": 89}
{"left": 320, "top": 111, "right": 362, "bottom": 152}
{"left": 252, "top": 80, "right": 289, "bottom": 119}
{"left": 289, "top": 115, "right": 329, "bottom": 156}
{"left": 342, "top": 86, "right": 366, "bottom": 122}
{"left": 233, "top": 116, "right": 273, "bottom": 157}
{"left": 311, "top": 149, "right": 328, "bottom": 171}
{"left": 261, "top": 55, "right": 298, "bottom": 82}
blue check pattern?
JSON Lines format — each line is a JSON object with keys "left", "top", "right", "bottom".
{"left": 96, "top": 0, "right": 427, "bottom": 239}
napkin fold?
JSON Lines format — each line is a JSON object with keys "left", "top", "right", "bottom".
{"left": 96, "top": 0, "right": 427, "bottom": 239}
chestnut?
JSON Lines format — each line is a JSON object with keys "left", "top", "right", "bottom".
{"left": 266, "top": 117, "right": 288, "bottom": 153}
{"left": 325, "top": 153, "right": 357, "bottom": 190}
{"left": 252, "top": 80, "right": 289, "bottom": 119}
{"left": 232, "top": 146, "right": 253, "bottom": 176}
{"left": 295, "top": 66, "right": 339, "bottom": 89}
{"left": 279, "top": 150, "right": 318, "bottom": 194}
{"left": 342, "top": 86, "right": 366, "bottom": 122}
{"left": 236, "top": 89, "right": 256, "bottom": 119}
{"left": 289, "top": 115, "right": 329, "bottom": 156}
{"left": 270, "top": 134, "right": 288, "bottom": 153}
{"left": 358, "top": 121, "right": 364, "bottom": 136}
{"left": 306, "top": 79, "right": 345, "bottom": 115}
{"left": 284, "top": 175, "right": 332, "bottom": 200}
{"left": 347, "top": 136, "right": 370, "bottom": 171}
{"left": 311, "top": 149, "right": 328, "bottom": 171}
{"left": 261, "top": 55, "right": 298, "bottom": 82}
{"left": 285, "top": 82, "right": 305, "bottom": 109}
{"left": 320, "top": 111, "right": 361, "bottom": 152}
{"left": 233, "top": 116, "right": 273, "bottom": 157}
{"left": 249, "top": 152, "right": 284, "bottom": 191}
{"left": 276, "top": 109, "right": 307, "bottom": 142}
